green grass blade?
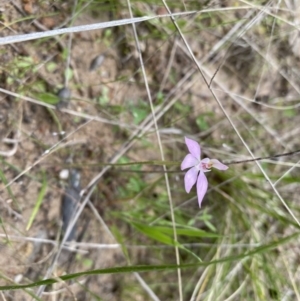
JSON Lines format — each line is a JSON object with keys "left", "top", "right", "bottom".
{"left": 155, "top": 225, "right": 221, "bottom": 238}
{"left": 26, "top": 174, "right": 47, "bottom": 231}
{"left": 0, "top": 231, "right": 297, "bottom": 291}
{"left": 132, "top": 221, "right": 180, "bottom": 246}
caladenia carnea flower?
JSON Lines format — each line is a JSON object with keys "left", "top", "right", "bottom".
{"left": 181, "top": 137, "right": 228, "bottom": 207}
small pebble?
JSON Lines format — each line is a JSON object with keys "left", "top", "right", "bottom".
{"left": 57, "top": 87, "right": 71, "bottom": 101}
{"left": 56, "top": 87, "right": 71, "bottom": 109}
{"left": 89, "top": 54, "right": 105, "bottom": 71}
{"left": 14, "top": 274, "right": 23, "bottom": 283}
{"left": 59, "top": 169, "right": 69, "bottom": 180}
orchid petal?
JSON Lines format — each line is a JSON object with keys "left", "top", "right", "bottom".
{"left": 201, "top": 158, "right": 210, "bottom": 163}
{"left": 181, "top": 154, "right": 199, "bottom": 170}
{"left": 185, "top": 137, "right": 201, "bottom": 160}
{"left": 184, "top": 167, "right": 198, "bottom": 193}
{"left": 210, "top": 159, "right": 229, "bottom": 170}
{"left": 196, "top": 171, "right": 208, "bottom": 207}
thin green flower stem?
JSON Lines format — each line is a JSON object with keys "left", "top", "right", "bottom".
{"left": 225, "top": 149, "right": 300, "bottom": 165}
{"left": 127, "top": 2, "right": 182, "bottom": 300}
{"left": 57, "top": 149, "right": 300, "bottom": 170}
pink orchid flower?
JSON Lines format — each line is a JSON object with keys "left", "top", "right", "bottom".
{"left": 181, "top": 137, "right": 228, "bottom": 207}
